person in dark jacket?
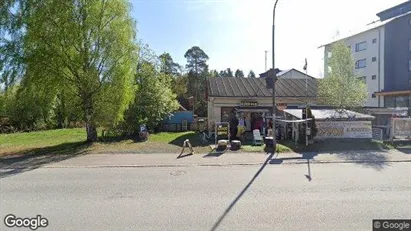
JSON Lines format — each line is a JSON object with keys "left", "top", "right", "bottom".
{"left": 229, "top": 112, "right": 239, "bottom": 140}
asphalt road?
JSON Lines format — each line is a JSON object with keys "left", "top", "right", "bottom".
{"left": 1, "top": 162, "right": 411, "bottom": 231}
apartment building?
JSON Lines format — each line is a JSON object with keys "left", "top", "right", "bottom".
{"left": 321, "top": 1, "right": 411, "bottom": 119}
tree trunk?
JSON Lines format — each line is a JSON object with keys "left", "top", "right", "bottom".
{"left": 83, "top": 96, "right": 98, "bottom": 142}
{"left": 86, "top": 120, "right": 97, "bottom": 142}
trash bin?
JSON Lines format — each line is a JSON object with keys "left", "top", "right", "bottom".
{"left": 230, "top": 140, "right": 242, "bottom": 151}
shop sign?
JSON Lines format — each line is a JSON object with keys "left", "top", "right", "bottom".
{"left": 240, "top": 100, "right": 258, "bottom": 107}
{"left": 315, "top": 121, "right": 372, "bottom": 139}
{"left": 216, "top": 123, "right": 229, "bottom": 137}
{"left": 392, "top": 118, "right": 411, "bottom": 137}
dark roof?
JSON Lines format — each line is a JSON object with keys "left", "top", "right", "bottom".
{"left": 208, "top": 77, "right": 317, "bottom": 98}
{"left": 377, "top": 1, "right": 411, "bottom": 21}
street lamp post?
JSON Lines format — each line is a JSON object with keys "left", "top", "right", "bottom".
{"left": 272, "top": 0, "right": 279, "bottom": 151}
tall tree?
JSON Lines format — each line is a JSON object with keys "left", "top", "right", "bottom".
{"left": 210, "top": 69, "right": 219, "bottom": 78}
{"left": 226, "top": 68, "right": 233, "bottom": 77}
{"left": 0, "top": 0, "right": 28, "bottom": 91}
{"left": 219, "top": 70, "right": 227, "bottom": 77}
{"left": 184, "top": 46, "right": 209, "bottom": 116}
{"left": 159, "top": 52, "right": 181, "bottom": 76}
{"left": 123, "top": 47, "right": 179, "bottom": 133}
{"left": 23, "top": 0, "right": 138, "bottom": 141}
{"left": 318, "top": 41, "right": 367, "bottom": 111}
{"left": 234, "top": 69, "right": 245, "bottom": 77}
{"left": 248, "top": 70, "right": 256, "bottom": 78}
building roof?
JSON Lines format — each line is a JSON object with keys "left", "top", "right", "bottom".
{"left": 207, "top": 77, "right": 317, "bottom": 98}
{"left": 318, "top": 11, "right": 411, "bottom": 48}
{"left": 377, "top": 0, "right": 411, "bottom": 21}
{"left": 284, "top": 109, "right": 375, "bottom": 120}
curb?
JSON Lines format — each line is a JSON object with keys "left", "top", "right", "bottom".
{"left": 2, "top": 159, "right": 410, "bottom": 170}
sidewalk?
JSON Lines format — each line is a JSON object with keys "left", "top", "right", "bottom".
{"left": 44, "top": 149, "right": 411, "bottom": 168}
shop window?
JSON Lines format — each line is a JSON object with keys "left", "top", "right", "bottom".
{"left": 396, "top": 96, "right": 409, "bottom": 108}
{"left": 385, "top": 96, "right": 409, "bottom": 108}
{"left": 385, "top": 96, "right": 396, "bottom": 108}
{"left": 221, "top": 107, "right": 235, "bottom": 122}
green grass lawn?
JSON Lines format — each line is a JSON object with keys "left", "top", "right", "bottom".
{"left": 1, "top": 128, "right": 409, "bottom": 157}
{"left": 0, "top": 129, "right": 211, "bottom": 156}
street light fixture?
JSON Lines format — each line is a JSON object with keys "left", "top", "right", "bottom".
{"left": 272, "top": 0, "right": 279, "bottom": 151}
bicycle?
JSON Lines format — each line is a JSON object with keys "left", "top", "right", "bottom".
{"left": 199, "top": 130, "right": 212, "bottom": 145}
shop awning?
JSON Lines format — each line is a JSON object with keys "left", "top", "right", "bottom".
{"left": 375, "top": 90, "right": 411, "bottom": 96}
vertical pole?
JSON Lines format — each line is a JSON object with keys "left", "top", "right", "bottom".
{"left": 305, "top": 66, "right": 309, "bottom": 147}
{"left": 265, "top": 50, "right": 268, "bottom": 71}
{"left": 272, "top": 0, "right": 279, "bottom": 151}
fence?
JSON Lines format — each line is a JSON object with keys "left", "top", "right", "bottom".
{"left": 161, "top": 118, "right": 208, "bottom": 132}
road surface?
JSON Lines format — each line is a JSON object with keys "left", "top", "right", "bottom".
{"left": 1, "top": 162, "right": 411, "bottom": 230}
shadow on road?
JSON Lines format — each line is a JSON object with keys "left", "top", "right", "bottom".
{"left": 0, "top": 141, "right": 90, "bottom": 178}
{"left": 210, "top": 151, "right": 275, "bottom": 231}
{"left": 396, "top": 148, "right": 411, "bottom": 155}
{"left": 333, "top": 151, "right": 390, "bottom": 171}
{"left": 269, "top": 152, "right": 316, "bottom": 181}
{"left": 203, "top": 148, "right": 226, "bottom": 158}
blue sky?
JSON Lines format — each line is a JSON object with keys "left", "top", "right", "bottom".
{"left": 130, "top": 0, "right": 406, "bottom": 77}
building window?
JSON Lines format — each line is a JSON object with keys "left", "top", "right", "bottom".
{"left": 355, "top": 59, "right": 367, "bottom": 69}
{"left": 358, "top": 76, "right": 366, "bottom": 84}
{"left": 385, "top": 96, "right": 410, "bottom": 108}
{"left": 409, "top": 60, "right": 411, "bottom": 71}
{"left": 372, "top": 57, "right": 377, "bottom": 62}
{"left": 327, "top": 51, "right": 332, "bottom": 58}
{"left": 409, "top": 39, "right": 411, "bottom": 51}
{"left": 372, "top": 38, "right": 377, "bottom": 44}
{"left": 372, "top": 75, "right": 377, "bottom": 80}
{"left": 355, "top": 41, "right": 367, "bottom": 52}
{"left": 221, "top": 107, "right": 235, "bottom": 122}
{"left": 385, "top": 96, "right": 396, "bottom": 108}
{"left": 396, "top": 96, "right": 409, "bottom": 108}
{"left": 372, "top": 93, "right": 376, "bottom": 98}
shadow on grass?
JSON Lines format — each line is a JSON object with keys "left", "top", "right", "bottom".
{"left": 0, "top": 141, "right": 91, "bottom": 178}
{"left": 168, "top": 132, "right": 207, "bottom": 148}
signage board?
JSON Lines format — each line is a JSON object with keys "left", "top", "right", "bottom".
{"left": 240, "top": 100, "right": 258, "bottom": 107}
{"left": 315, "top": 121, "right": 372, "bottom": 139}
{"left": 392, "top": 118, "right": 411, "bottom": 137}
{"left": 215, "top": 122, "right": 230, "bottom": 144}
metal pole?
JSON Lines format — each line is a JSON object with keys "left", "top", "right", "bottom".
{"left": 305, "top": 66, "right": 309, "bottom": 147}
{"left": 272, "top": 0, "right": 279, "bottom": 150}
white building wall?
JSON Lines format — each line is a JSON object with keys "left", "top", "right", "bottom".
{"left": 323, "top": 26, "right": 386, "bottom": 108}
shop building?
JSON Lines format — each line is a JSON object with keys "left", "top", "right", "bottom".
{"left": 206, "top": 69, "right": 318, "bottom": 136}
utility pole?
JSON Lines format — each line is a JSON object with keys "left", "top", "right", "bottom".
{"left": 265, "top": 50, "right": 268, "bottom": 71}
{"left": 272, "top": 0, "right": 279, "bottom": 151}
